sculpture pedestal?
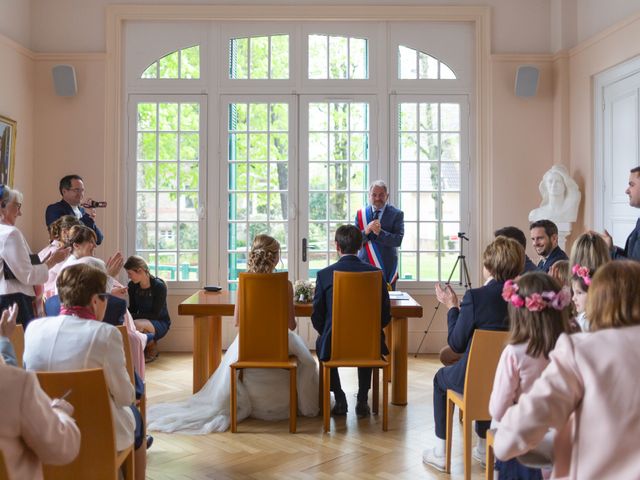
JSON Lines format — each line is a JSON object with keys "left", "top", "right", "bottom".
{"left": 556, "top": 222, "right": 572, "bottom": 251}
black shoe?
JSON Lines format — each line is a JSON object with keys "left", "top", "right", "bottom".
{"left": 355, "top": 401, "right": 371, "bottom": 418}
{"left": 331, "top": 397, "right": 348, "bottom": 416}
{"left": 146, "top": 435, "right": 154, "bottom": 449}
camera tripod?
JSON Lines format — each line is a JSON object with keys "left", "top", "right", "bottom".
{"left": 414, "top": 232, "right": 472, "bottom": 357}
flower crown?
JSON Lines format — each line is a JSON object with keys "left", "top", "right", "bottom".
{"left": 502, "top": 279, "right": 572, "bottom": 312}
{"left": 571, "top": 264, "right": 592, "bottom": 286}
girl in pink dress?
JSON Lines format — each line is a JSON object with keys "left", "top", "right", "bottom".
{"left": 490, "top": 272, "right": 572, "bottom": 479}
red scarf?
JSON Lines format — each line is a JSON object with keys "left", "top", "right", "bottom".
{"left": 60, "top": 305, "right": 97, "bottom": 320}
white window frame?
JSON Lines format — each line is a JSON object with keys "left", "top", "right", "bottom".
{"left": 390, "top": 94, "right": 471, "bottom": 293}
{"left": 126, "top": 93, "right": 208, "bottom": 291}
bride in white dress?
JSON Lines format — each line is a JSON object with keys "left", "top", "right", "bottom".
{"left": 147, "top": 235, "right": 319, "bottom": 434}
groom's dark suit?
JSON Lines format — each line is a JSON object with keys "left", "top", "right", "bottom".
{"left": 311, "top": 255, "right": 391, "bottom": 401}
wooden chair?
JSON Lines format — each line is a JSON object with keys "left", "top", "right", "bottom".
{"left": 0, "top": 450, "right": 8, "bottom": 480}
{"left": 445, "top": 329, "right": 509, "bottom": 480}
{"left": 320, "top": 270, "right": 389, "bottom": 433}
{"left": 486, "top": 428, "right": 496, "bottom": 480}
{"left": 230, "top": 272, "right": 297, "bottom": 433}
{"left": 116, "top": 325, "right": 146, "bottom": 425}
{"left": 36, "top": 368, "right": 135, "bottom": 480}
{"left": 9, "top": 324, "right": 24, "bottom": 368}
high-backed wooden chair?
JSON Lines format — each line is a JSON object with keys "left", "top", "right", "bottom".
{"left": 486, "top": 428, "right": 496, "bottom": 480}
{"left": 9, "top": 324, "right": 24, "bottom": 368}
{"left": 0, "top": 450, "right": 8, "bottom": 480}
{"left": 36, "top": 368, "right": 135, "bottom": 480}
{"left": 445, "top": 330, "right": 509, "bottom": 480}
{"left": 230, "top": 272, "right": 297, "bottom": 433}
{"left": 116, "top": 325, "right": 146, "bottom": 425}
{"left": 320, "top": 270, "right": 389, "bottom": 433}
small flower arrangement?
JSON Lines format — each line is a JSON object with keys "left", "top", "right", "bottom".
{"left": 294, "top": 279, "right": 315, "bottom": 303}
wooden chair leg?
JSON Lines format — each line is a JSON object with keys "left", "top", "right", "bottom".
{"left": 289, "top": 367, "right": 297, "bottom": 433}
{"left": 382, "top": 365, "right": 389, "bottom": 431}
{"left": 230, "top": 366, "right": 237, "bottom": 433}
{"left": 463, "top": 416, "right": 472, "bottom": 480}
{"left": 318, "top": 361, "right": 324, "bottom": 416}
{"left": 323, "top": 366, "right": 331, "bottom": 433}
{"left": 445, "top": 395, "right": 455, "bottom": 473}
{"left": 122, "top": 448, "right": 134, "bottom": 480}
{"left": 372, "top": 367, "right": 379, "bottom": 415}
{"left": 486, "top": 438, "right": 495, "bottom": 480}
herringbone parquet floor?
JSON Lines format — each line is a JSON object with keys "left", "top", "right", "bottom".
{"left": 145, "top": 353, "right": 488, "bottom": 480}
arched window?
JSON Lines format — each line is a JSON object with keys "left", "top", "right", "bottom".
{"left": 141, "top": 45, "right": 200, "bottom": 79}
{"left": 398, "top": 45, "right": 456, "bottom": 80}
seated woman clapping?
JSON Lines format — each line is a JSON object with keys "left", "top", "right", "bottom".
{"left": 24, "top": 264, "right": 146, "bottom": 479}
{"left": 147, "top": 234, "right": 319, "bottom": 434}
{"left": 0, "top": 303, "right": 81, "bottom": 480}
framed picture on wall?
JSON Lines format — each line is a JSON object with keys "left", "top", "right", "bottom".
{"left": 0, "top": 115, "right": 16, "bottom": 187}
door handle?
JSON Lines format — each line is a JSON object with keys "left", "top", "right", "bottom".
{"left": 302, "top": 238, "right": 307, "bottom": 262}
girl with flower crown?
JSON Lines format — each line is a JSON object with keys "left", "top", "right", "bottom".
{"left": 489, "top": 272, "right": 572, "bottom": 479}
{"left": 568, "top": 232, "right": 610, "bottom": 332}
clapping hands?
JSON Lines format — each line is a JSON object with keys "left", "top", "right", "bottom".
{"left": 106, "top": 252, "right": 124, "bottom": 278}
{"left": 0, "top": 303, "right": 18, "bottom": 337}
{"left": 435, "top": 283, "right": 459, "bottom": 310}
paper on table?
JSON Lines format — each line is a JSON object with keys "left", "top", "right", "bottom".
{"left": 389, "top": 291, "right": 409, "bottom": 300}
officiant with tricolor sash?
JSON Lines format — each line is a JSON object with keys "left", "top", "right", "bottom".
{"left": 355, "top": 180, "right": 405, "bottom": 290}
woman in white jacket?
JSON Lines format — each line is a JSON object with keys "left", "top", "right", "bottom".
{"left": 0, "top": 185, "right": 69, "bottom": 326}
{"left": 24, "top": 263, "right": 146, "bottom": 479}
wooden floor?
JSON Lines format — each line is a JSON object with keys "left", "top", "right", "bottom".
{"left": 145, "top": 353, "right": 488, "bottom": 480}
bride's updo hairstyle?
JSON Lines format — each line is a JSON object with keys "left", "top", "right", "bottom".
{"left": 247, "top": 234, "right": 280, "bottom": 273}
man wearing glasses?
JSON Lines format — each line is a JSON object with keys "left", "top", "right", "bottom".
{"left": 45, "top": 174, "right": 104, "bottom": 245}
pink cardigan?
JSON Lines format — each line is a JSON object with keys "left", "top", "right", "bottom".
{"left": 0, "top": 364, "right": 80, "bottom": 480}
{"left": 494, "top": 326, "right": 640, "bottom": 479}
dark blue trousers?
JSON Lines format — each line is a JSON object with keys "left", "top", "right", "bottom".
{"left": 330, "top": 367, "right": 372, "bottom": 402}
{"left": 433, "top": 367, "right": 490, "bottom": 439}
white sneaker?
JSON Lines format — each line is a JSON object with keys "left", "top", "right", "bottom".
{"left": 472, "top": 445, "right": 487, "bottom": 467}
{"left": 422, "top": 447, "right": 446, "bottom": 472}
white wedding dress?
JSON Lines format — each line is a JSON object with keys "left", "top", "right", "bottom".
{"left": 147, "top": 330, "right": 319, "bottom": 434}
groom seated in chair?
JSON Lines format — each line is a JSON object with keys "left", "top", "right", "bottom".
{"left": 311, "top": 224, "right": 391, "bottom": 418}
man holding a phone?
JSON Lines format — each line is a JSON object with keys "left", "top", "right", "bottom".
{"left": 45, "top": 174, "right": 104, "bottom": 245}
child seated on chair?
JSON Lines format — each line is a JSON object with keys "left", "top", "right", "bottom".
{"left": 489, "top": 272, "right": 572, "bottom": 479}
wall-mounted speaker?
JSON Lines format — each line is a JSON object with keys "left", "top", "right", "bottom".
{"left": 52, "top": 64, "right": 77, "bottom": 97}
{"left": 514, "top": 65, "right": 539, "bottom": 98}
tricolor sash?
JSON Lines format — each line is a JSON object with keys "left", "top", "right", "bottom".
{"left": 356, "top": 207, "right": 398, "bottom": 285}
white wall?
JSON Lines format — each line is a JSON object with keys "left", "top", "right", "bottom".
{"left": 577, "top": 0, "right": 640, "bottom": 43}
{"left": 0, "top": 0, "right": 32, "bottom": 48}
{"left": 29, "top": 0, "right": 551, "bottom": 53}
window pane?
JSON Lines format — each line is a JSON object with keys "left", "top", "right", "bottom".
{"left": 441, "top": 62, "right": 456, "bottom": 79}
{"left": 309, "top": 222, "right": 328, "bottom": 251}
{"left": 420, "top": 192, "right": 438, "bottom": 221}
{"left": 400, "top": 162, "right": 417, "bottom": 190}
{"left": 158, "top": 133, "right": 177, "bottom": 161}
{"left": 181, "top": 46, "right": 200, "bottom": 79}
{"left": 249, "top": 103, "right": 268, "bottom": 131}
{"left": 137, "top": 103, "right": 156, "bottom": 131}
{"left": 158, "top": 192, "right": 177, "bottom": 221}
{"left": 270, "top": 103, "right": 288, "bottom": 131}
{"left": 420, "top": 103, "right": 438, "bottom": 131}
{"left": 248, "top": 192, "right": 267, "bottom": 220}
{"left": 229, "top": 103, "right": 247, "bottom": 131}
{"left": 229, "top": 194, "right": 247, "bottom": 221}
{"left": 350, "top": 37, "right": 367, "bottom": 79}
{"left": 400, "top": 192, "right": 417, "bottom": 221}
{"left": 249, "top": 134, "right": 268, "bottom": 161}
{"left": 137, "top": 193, "right": 156, "bottom": 220}
{"left": 329, "top": 36, "right": 348, "bottom": 79}
{"left": 158, "top": 163, "right": 177, "bottom": 190}
{"left": 419, "top": 133, "right": 438, "bottom": 162}
{"left": 136, "top": 223, "right": 156, "bottom": 250}
{"left": 419, "top": 163, "right": 440, "bottom": 190}
{"left": 248, "top": 162, "right": 268, "bottom": 190}
{"left": 308, "top": 35, "right": 327, "bottom": 79}
{"left": 400, "top": 252, "right": 417, "bottom": 280}
{"left": 159, "top": 51, "right": 179, "bottom": 78}
{"left": 230, "top": 38, "right": 248, "bottom": 79}
{"left": 419, "top": 252, "right": 439, "bottom": 281}
{"left": 269, "top": 163, "right": 288, "bottom": 191}
{"left": 159, "top": 103, "right": 178, "bottom": 131}
{"left": 398, "top": 46, "right": 417, "bottom": 79}
{"left": 137, "top": 133, "right": 156, "bottom": 160}
{"left": 179, "top": 163, "right": 199, "bottom": 191}
{"left": 180, "top": 103, "right": 200, "bottom": 131}
{"left": 178, "top": 253, "right": 199, "bottom": 281}
{"left": 399, "top": 103, "right": 417, "bottom": 131}
{"left": 419, "top": 53, "right": 439, "bottom": 79}
{"left": 142, "top": 63, "right": 158, "bottom": 79}
{"left": 403, "top": 222, "right": 418, "bottom": 250}
{"left": 179, "top": 222, "right": 199, "bottom": 250}
{"left": 137, "top": 163, "right": 156, "bottom": 191}
{"left": 441, "top": 104, "right": 460, "bottom": 131}
{"left": 157, "top": 222, "right": 177, "bottom": 250}
{"left": 309, "top": 102, "right": 328, "bottom": 130}
{"left": 270, "top": 134, "right": 288, "bottom": 161}
{"left": 229, "top": 222, "right": 248, "bottom": 250}
{"left": 442, "top": 192, "right": 460, "bottom": 221}
{"left": 441, "top": 136, "right": 460, "bottom": 163}
{"left": 180, "top": 133, "right": 199, "bottom": 161}
{"left": 309, "top": 192, "right": 327, "bottom": 220}
{"left": 249, "top": 36, "right": 269, "bottom": 79}
{"left": 229, "top": 134, "right": 248, "bottom": 161}
{"left": 270, "top": 35, "right": 289, "bottom": 79}
{"left": 399, "top": 133, "right": 417, "bottom": 161}
{"left": 269, "top": 193, "right": 287, "bottom": 220}
{"left": 309, "top": 133, "right": 328, "bottom": 162}
{"left": 309, "top": 163, "right": 328, "bottom": 190}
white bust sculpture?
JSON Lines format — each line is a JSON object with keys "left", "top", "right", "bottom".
{"left": 528, "top": 165, "right": 581, "bottom": 223}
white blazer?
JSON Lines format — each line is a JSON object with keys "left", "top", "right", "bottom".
{"left": 0, "top": 224, "right": 48, "bottom": 296}
{"left": 0, "top": 360, "right": 80, "bottom": 480}
{"left": 24, "top": 315, "right": 136, "bottom": 451}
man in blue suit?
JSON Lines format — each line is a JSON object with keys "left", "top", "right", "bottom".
{"left": 45, "top": 175, "right": 104, "bottom": 245}
{"left": 529, "top": 219, "right": 567, "bottom": 272}
{"left": 602, "top": 166, "right": 640, "bottom": 262}
{"left": 311, "top": 225, "right": 391, "bottom": 418}
{"left": 355, "top": 180, "right": 404, "bottom": 289}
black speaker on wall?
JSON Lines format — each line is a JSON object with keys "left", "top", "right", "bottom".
{"left": 52, "top": 64, "right": 78, "bottom": 97}
{"left": 514, "top": 65, "right": 539, "bottom": 97}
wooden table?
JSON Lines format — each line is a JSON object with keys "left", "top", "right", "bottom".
{"left": 179, "top": 290, "right": 423, "bottom": 406}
